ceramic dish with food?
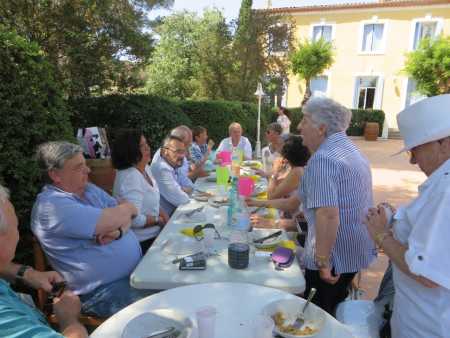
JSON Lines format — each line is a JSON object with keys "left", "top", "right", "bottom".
{"left": 262, "top": 298, "right": 326, "bottom": 338}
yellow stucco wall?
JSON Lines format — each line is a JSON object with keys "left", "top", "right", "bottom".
{"left": 285, "top": 5, "right": 450, "bottom": 131}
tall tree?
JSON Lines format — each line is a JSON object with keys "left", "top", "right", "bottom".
{"left": 404, "top": 36, "right": 450, "bottom": 96}
{"left": 0, "top": 0, "right": 173, "bottom": 97}
{"left": 230, "top": 1, "right": 294, "bottom": 102}
{"left": 290, "top": 38, "right": 334, "bottom": 105}
{"left": 146, "top": 9, "right": 233, "bottom": 99}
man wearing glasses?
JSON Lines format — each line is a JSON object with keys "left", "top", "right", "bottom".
{"left": 151, "top": 135, "right": 190, "bottom": 215}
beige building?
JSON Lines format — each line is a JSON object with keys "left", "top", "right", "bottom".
{"left": 265, "top": 0, "right": 450, "bottom": 136}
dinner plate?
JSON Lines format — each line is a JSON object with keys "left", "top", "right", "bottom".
{"left": 121, "top": 308, "right": 193, "bottom": 338}
{"left": 262, "top": 299, "right": 326, "bottom": 338}
{"left": 252, "top": 230, "right": 283, "bottom": 249}
{"left": 208, "top": 196, "right": 228, "bottom": 208}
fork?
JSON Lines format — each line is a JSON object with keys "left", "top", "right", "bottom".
{"left": 185, "top": 206, "right": 204, "bottom": 217}
{"left": 291, "top": 288, "right": 317, "bottom": 329}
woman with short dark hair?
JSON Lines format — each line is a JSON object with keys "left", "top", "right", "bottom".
{"left": 111, "top": 130, "right": 168, "bottom": 253}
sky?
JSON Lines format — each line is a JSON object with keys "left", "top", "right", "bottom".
{"left": 150, "top": 0, "right": 378, "bottom": 22}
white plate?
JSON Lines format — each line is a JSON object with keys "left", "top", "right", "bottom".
{"left": 122, "top": 308, "right": 193, "bottom": 338}
{"left": 262, "top": 299, "right": 326, "bottom": 338}
{"left": 208, "top": 196, "right": 228, "bottom": 208}
{"left": 162, "top": 237, "right": 202, "bottom": 256}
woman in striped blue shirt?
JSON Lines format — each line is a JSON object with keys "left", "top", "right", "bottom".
{"left": 248, "top": 97, "right": 376, "bottom": 314}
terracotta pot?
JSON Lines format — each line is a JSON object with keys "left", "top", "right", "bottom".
{"left": 86, "top": 159, "right": 115, "bottom": 194}
{"left": 364, "top": 122, "right": 379, "bottom": 141}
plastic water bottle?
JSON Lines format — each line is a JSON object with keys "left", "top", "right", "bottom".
{"left": 229, "top": 196, "right": 251, "bottom": 244}
{"left": 227, "top": 177, "right": 238, "bottom": 227}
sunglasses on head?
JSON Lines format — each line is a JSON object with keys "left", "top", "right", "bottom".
{"left": 193, "top": 223, "right": 222, "bottom": 241}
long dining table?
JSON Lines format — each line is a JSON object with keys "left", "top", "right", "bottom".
{"left": 130, "top": 175, "right": 306, "bottom": 294}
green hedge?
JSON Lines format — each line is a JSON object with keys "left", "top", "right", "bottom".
{"left": 0, "top": 27, "right": 73, "bottom": 229}
{"left": 178, "top": 100, "right": 272, "bottom": 146}
{"left": 70, "top": 95, "right": 192, "bottom": 148}
{"left": 272, "top": 107, "right": 385, "bottom": 136}
{"left": 70, "top": 96, "right": 273, "bottom": 149}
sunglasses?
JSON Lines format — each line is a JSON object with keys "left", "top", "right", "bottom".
{"left": 193, "top": 223, "right": 222, "bottom": 241}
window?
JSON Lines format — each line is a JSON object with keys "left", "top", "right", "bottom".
{"left": 361, "top": 23, "right": 384, "bottom": 53}
{"left": 356, "top": 77, "right": 378, "bottom": 109}
{"left": 268, "top": 25, "right": 289, "bottom": 54}
{"left": 405, "top": 78, "right": 426, "bottom": 107}
{"left": 310, "top": 76, "right": 328, "bottom": 97}
{"left": 413, "top": 21, "right": 437, "bottom": 50}
{"left": 312, "top": 25, "right": 332, "bottom": 42}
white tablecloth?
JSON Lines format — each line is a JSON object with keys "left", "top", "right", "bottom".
{"left": 130, "top": 177, "right": 305, "bottom": 294}
{"left": 91, "top": 282, "right": 354, "bottom": 338}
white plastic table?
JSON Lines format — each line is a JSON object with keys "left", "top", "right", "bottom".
{"left": 91, "top": 282, "right": 354, "bottom": 338}
{"left": 130, "top": 177, "right": 305, "bottom": 294}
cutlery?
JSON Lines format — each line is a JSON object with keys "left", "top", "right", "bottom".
{"left": 291, "top": 288, "right": 317, "bottom": 329}
{"left": 145, "top": 326, "right": 179, "bottom": 338}
{"left": 253, "top": 230, "right": 282, "bottom": 244}
{"left": 185, "top": 206, "right": 204, "bottom": 217}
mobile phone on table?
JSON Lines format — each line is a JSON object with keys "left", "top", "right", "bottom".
{"left": 179, "top": 258, "right": 206, "bottom": 270}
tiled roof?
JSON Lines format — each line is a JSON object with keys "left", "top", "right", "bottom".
{"left": 259, "top": 0, "right": 450, "bottom": 14}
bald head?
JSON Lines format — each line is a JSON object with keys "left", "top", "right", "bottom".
{"left": 170, "top": 125, "right": 192, "bottom": 147}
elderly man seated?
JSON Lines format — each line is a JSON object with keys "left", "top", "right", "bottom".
{"left": 151, "top": 135, "right": 190, "bottom": 215}
{"left": 216, "top": 122, "right": 252, "bottom": 160}
{"left": 31, "top": 141, "right": 152, "bottom": 318}
{"left": 0, "top": 184, "right": 88, "bottom": 338}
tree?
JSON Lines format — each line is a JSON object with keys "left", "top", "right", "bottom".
{"left": 145, "top": 9, "right": 233, "bottom": 99}
{"left": 0, "top": 0, "right": 173, "bottom": 97}
{"left": 0, "top": 26, "right": 73, "bottom": 226}
{"left": 229, "top": 1, "right": 294, "bottom": 102}
{"left": 290, "top": 38, "right": 334, "bottom": 105}
{"left": 404, "top": 35, "right": 450, "bottom": 96}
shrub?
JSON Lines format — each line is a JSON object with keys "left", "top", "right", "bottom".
{"left": 347, "top": 109, "right": 385, "bottom": 136}
{"left": 178, "top": 100, "right": 272, "bottom": 146}
{"left": 69, "top": 94, "right": 192, "bottom": 148}
{"left": 0, "top": 27, "right": 73, "bottom": 227}
{"left": 272, "top": 107, "right": 385, "bottom": 136}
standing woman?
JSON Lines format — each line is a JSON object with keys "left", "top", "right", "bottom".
{"left": 111, "top": 130, "right": 169, "bottom": 253}
{"left": 277, "top": 107, "right": 291, "bottom": 136}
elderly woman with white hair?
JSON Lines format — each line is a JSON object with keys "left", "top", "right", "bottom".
{"left": 248, "top": 97, "right": 376, "bottom": 314}
{"left": 366, "top": 94, "right": 450, "bottom": 337}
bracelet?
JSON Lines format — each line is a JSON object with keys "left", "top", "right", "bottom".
{"left": 315, "top": 254, "right": 330, "bottom": 269}
{"left": 375, "top": 231, "right": 391, "bottom": 247}
{"left": 115, "top": 227, "right": 123, "bottom": 241}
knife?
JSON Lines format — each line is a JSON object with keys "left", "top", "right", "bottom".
{"left": 253, "top": 230, "right": 282, "bottom": 244}
{"left": 145, "top": 326, "right": 178, "bottom": 338}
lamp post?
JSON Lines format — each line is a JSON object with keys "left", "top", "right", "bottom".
{"left": 254, "top": 82, "right": 265, "bottom": 159}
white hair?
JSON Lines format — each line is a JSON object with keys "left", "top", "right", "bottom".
{"left": 170, "top": 125, "right": 192, "bottom": 143}
{"left": 303, "top": 97, "right": 352, "bottom": 137}
{"left": 0, "top": 184, "right": 10, "bottom": 233}
{"left": 229, "top": 122, "right": 242, "bottom": 133}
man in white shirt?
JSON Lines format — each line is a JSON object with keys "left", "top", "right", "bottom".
{"left": 365, "top": 94, "right": 450, "bottom": 338}
{"left": 216, "top": 122, "right": 252, "bottom": 160}
{"left": 151, "top": 135, "right": 190, "bottom": 215}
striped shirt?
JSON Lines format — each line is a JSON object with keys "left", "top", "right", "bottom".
{"left": 190, "top": 142, "right": 208, "bottom": 164}
{"left": 298, "top": 131, "right": 376, "bottom": 273}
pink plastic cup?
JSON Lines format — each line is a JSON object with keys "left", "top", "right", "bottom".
{"left": 217, "top": 151, "right": 232, "bottom": 165}
{"left": 238, "top": 177, "right": 254, "bottom": 197}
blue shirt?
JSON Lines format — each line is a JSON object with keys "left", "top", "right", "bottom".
{"left": 190, "top": 142, "right": 207, "bottom": 164}
{"left": 299, "top": 131, "right": 376, "bottom": 273}
{"left": 0, "top": 279, "right": 62, "bottom": 337}
{"left": 31, "top": 184, "right": 142, "bottom": 295}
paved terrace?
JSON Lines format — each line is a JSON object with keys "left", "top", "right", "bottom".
{"left": 351, "top": 137, "right": 425, "bottom": 300}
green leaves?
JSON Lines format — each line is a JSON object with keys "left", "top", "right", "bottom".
{"left": 289, "top": 38, "right": 334, "bottom": 105}
{"left": 404, "top": 35, "right": 450, "bottom": 96}
{"left": 0, "top": 27, "right": 73, "bottom": 228}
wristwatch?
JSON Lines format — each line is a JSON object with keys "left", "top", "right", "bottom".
{"left": 15, "top": 265, "right": 32, "bottom": 284}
